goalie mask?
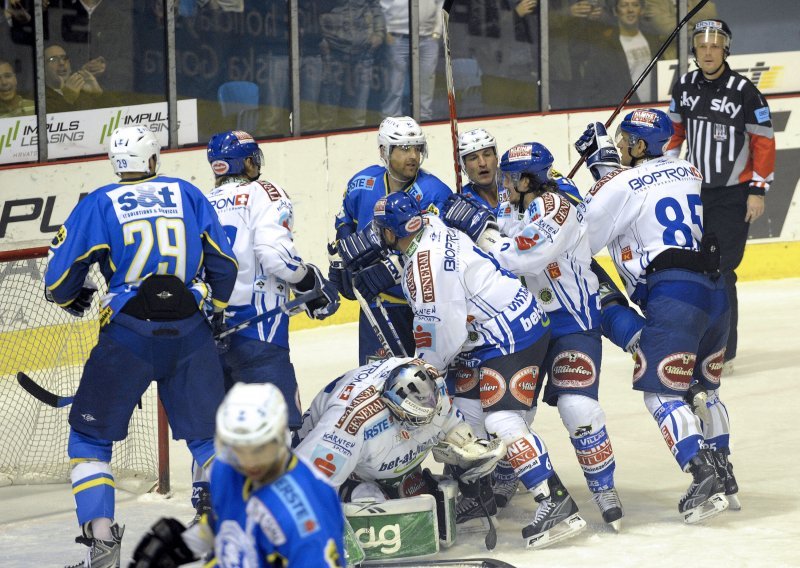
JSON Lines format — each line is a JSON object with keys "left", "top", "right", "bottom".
{"left": 616, "top": 108, "right": 674, "bottom": 159}
{"left": 207, "top": 130, "right": 264, "bottom": 178}
{"left": 108, "top": 126, "right": 161, "bottom": 177}
{"left": 381, "top": 361, "right": 442, "bottom": 427}
{"left": 215, "top": 383, "right": 290, "bottom": 483}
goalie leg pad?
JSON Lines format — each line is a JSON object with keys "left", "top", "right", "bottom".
{"left": 557, "top": 394, "right": 616, "bottom": 491}
{"left": 644, "top": 392, "right": 704, "bottom": 471}
{"left": 68, "top": 431, "right": 115, "bottom": 526}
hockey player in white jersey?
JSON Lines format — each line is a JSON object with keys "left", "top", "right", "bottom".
{"left": 575, "top": 108, "right": 735, "bottom": 523}
{"left": 296, "top": 357, "right": 504, "bottom": 498}
{"left": 441, "top": 141, "right": 623, "bottom": 530}
{"left": 196, "top": 130, "right": 339, "bottom": 520}
{"left": 340, "top": 193, "right": 588, "bottom": 549}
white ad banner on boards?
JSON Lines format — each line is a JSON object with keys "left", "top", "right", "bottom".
{"left": 0, "top": 99, "right": 198, "bottom": 165}
{"left": 657, "top": 50, "right": 800, "bottom": 101}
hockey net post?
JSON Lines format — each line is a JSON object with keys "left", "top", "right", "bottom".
{"left": 0, "top": 246, "right": 170, "bottom": 494}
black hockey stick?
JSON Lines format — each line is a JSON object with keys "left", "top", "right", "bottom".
{"left": 368, "top": 559, "right": 516, "bottom": 568}
{"left": 478, "top": 495, "right": 498, "bottom": 551}
{"left": 17, "top": 372, "right": 73, "bottom": 408}
{"left": 215, "top": 289, "right": 322, "bottom": 339}
{"left": 441, "top": 0, "right": 462, "bottom": 193}
{"left": 567, "top": 0, "right": 711, "bottom": 178}
{"left": 354, "top": 289, "right": 407, "bottom": 358}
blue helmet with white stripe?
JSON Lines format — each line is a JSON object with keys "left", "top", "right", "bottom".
{"left": 499, "top": 142, "right": 554, "bottom": 187}
{"left": 617, "top": 108, "right": 674, "bottom": 158}
{"left": 207, "top": 130, "right": 263, "bottom": 177}
{"left": 373, "top": 192, "right": 424, "bottom": 240}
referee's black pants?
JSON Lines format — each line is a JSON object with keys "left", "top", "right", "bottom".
{"left": 700, "top": 183, "right": 750, "bottom": 362}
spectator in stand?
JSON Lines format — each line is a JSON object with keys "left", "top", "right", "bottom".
{"left": 583, "top": 0, "right": 662, "bottom": 106}
{"left": 380, "top": 0, "right": 443, "bottom": 121}
{"left": 642, "top": 0, "right": 717, "bottom": 58}
{"left": 0, "top": 60, "right": 35, "bottom": 118}
{"left": 44, "top": 44, "right": 106, "bottom": 113}
{"left": 319, "top": 0, "right": 385, "bottom": 130}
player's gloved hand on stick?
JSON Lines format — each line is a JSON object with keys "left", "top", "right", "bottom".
{"left": 129, "top": 517, "right": 197, "bottom": 568}
{"left": 575, "top": 122, "right": 621, "bottom": 181}
{"left": 327, "top": 241, "right": 356, "bottom": 301}
{"left": 440, "top": 193, "right": 498, "bottom": 243}
{"left": 352, "top": 254, "right": 403, "bottom": 302}
{"left": 338, "top": 221, "right": 386, "bottom": 271}
{"left": 210, "top": 309, "right": 230, "bottom": 354}
{"left": 49, "top": 277, "right": 98, "bottom": 317}
{"left": 296, "top": 263, "right": 340, "bottom": 320}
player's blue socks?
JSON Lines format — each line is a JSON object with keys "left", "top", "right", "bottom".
{"left": 68, "top": 430, "right": 115, "bottom": 525}
{"left": 571, "top": 425, "right": 616, "bottom": 492}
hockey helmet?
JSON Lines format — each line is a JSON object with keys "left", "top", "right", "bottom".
{"left": 108, "top": 126, "right": 161, "bottom": 176}
{"left": 372, "top": 192, "right": 424, "bottom": 242}
{"left": 381, "top": 361, "right": 442, "bottom": 426}
{"left": 458, "top": 128, "right": 498, "bottom": 171}
{"left": 207, "top": 130, "right": 263, "bottom": 177}
{"left": 692, "top": 19, "right": 732, "bottom": 57}
{"left": 378, "top": 116, "right": 428, "bottom": 166}
{"left": 499, "top": 142, "right": 554, "bottom": 187}
{"left": 616, "top": 108, "right": 674, "bottom": 158}
{"left": 215, "top": 383, "right": 289, "bottom": 481}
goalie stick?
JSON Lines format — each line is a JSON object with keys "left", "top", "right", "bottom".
{"left": 354, "top": 289, "right": 408, "bottom": 358}
{"left": 567, "top": 0, "right": 711, "bottom": 178}
{"left": 441, "top": 0, "right": 462, "bottom": 193}
{"left": 17, "top": 290, "right": 322, "bottom": 408}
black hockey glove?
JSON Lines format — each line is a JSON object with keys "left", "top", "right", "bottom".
{"left": 296, "top": 263, "right": 340, "bottom": 320}
{"left": 353, "top": 254, "right": 403, "bottom": 302}
{"left": 338, "top": 221, "right": 386, "bottom": 271}
{"left": 210, "top": 309, "right": 230, "bottom": 354}
{"left": 440, "top": 193, "right": 498, "bottom": 243}
{"left": 327, "top": 241, "right": 356, "bottom": 301}
{"left": 575, "top": 122, "right": 621, "bottom": 181}
{"left": 49, "top": 279, "right": 98, "bottom": 318}
{"left": 129, "top": 517, "right": 196, "bottom": 568}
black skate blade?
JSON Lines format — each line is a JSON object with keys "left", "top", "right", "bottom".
{"left": 524, "top": 513, "right": 587, "bottom": 549}
{"left": 683, "top": 492, "right": 729, "bottom": 524}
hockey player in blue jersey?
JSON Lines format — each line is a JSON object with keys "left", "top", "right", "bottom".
{"left": 575, "top": 108, "right": 736, "bottom": 523}
{"left": 458, "top": 128, "right": 504, "bottom": 214}
{"left": 441, "top": 141, "right": 625, "bottom": 531}
{"left": 45, "top": 126, "right": 239, "bottom": 568}
{"left": 330, "top": 116, "right": 452, "bottom": 364}
{"left": 129, "top": 383, "right": 345, "bottom": 568}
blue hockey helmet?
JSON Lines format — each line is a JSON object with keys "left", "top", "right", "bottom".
{"left": 207, "top": 130, "right": 263, "bottom": 177}
{"left": 499, "top": 142, "right": 554, "bottom": 187}
{"left": 373, "top": 192, "right": 424, "bottom": 240}
{"left": 616, "top": 108, "right": 674, "bottom": 158}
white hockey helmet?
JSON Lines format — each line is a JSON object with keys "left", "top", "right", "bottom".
{"left": 378, "top": 116, "right": 428, "bottom": 166}
{"left": 381, "top": 360, "right": 442, "bottom": 427}
{"left": 108, "top": 126, "right": 161, "bottom": 176}
{"left": 215, "top": 383, "right": 290, "bottom": 481}
{"left": 458, "top": 128, "right": 497, "bottom": 171}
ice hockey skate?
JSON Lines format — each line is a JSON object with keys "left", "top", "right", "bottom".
{"left": 522, "top": 474, "right": 586, "bottom": 549}
{"left": 66, "top": 523, "right": 124, "bottom": 568}
{"left": 591, "top": 487, "right": 624, "bottom": 531}
{"left": 712, "top": 448, "right": 741, "bottom": 510}
{"left": 680, "top": 450, "right": 729, "bottom": 524}
{"left": 456, "top": 476, "right": 498, "bottom": 532}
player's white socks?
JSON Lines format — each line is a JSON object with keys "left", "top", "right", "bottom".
{"left": 644, "top": 392, "right": 704, "bottom": 470}
{"left": 701, "top": 389, "right": 731, "bottom": 450}
{"left": 91, "top": 517, "right": 113, "bottom": 541}
{"left": 557, "top": 394, "right": 616, "bottom": 491}
{"left": 485, "top": 410, "right": 552, "bottom": 490}
{"left": 452, "top": 397, "right": 487, "bottom": 438}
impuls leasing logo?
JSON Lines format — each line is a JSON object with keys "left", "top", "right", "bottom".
{"left": 0, "top": 121, "right": 21, "bottom": 156}
{"left": 99, "top": 110, "right": 122, "bottom": 144}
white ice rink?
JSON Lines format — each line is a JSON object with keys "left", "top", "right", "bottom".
{"left": 1, "top": 278, "right": 799, "bottom": 567}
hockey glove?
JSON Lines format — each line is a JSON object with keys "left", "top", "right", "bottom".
{"left": 327, "top": 241, "right": 356, "bottom": 301}
{"left": 51, "top": 278, "right": 98, "bottom": 318}
{"left": 575, "top": 122, "right": 621, "bottom": 181}
{"left": 210, "top": 309, "right": 230, "bottom": 354}
{"left": 352, "top": 254, "right": 403, "bottom": 302}
{"left": 440, "top": 193, "right": 499, "bottom": 244}
{"left": 129, "top": 517, "right": 197, "bottom": 568}
{"left": 338, "top": 221, "right": 386, "bottom": 271}
{"left": 296, "top": 263, "right": 340, "bottom": 320}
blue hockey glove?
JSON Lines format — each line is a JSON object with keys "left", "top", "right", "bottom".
{"left": 59, "top": 279, "right": 98, "bottom": 318}
{"left": 338, "top": 221, "right": 386, "bottom": 271}
{"left": 440, "top": 193, "right": 498, "bottom": 243}
{"left": 327, "top": 241, "right": 356, "bottom": 301}
{"left": 353, "top": 255, "right": 403, "bottom": 302}
{"left": 575, "top": 122, "right": 621, "bottom": 181}
{"left": 296, "top": 263, "right": 340, "bottom": 320}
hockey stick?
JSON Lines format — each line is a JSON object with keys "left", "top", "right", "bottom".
{"left": 567, "top": 0, "right": 711, "bottom": 178}
{"left": 215, "top": 289, "right": 322, "bottom": 340}
{"left": 17, "top": 371, "right": 74, "bottom": 408}
{"left": 374, "top": 297, "right": 409, "bottom": 357}
{"left": 354, "top": 289, "right": 405, "bottom": 358}
{"left": 367, "top": 560, "right": 516, "bottom": 568}
{"left": 478, "top": 495, "right": 498, "bottom": 550}
{"left": 441, "top": 0, "right": 462, "bottom": 193}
